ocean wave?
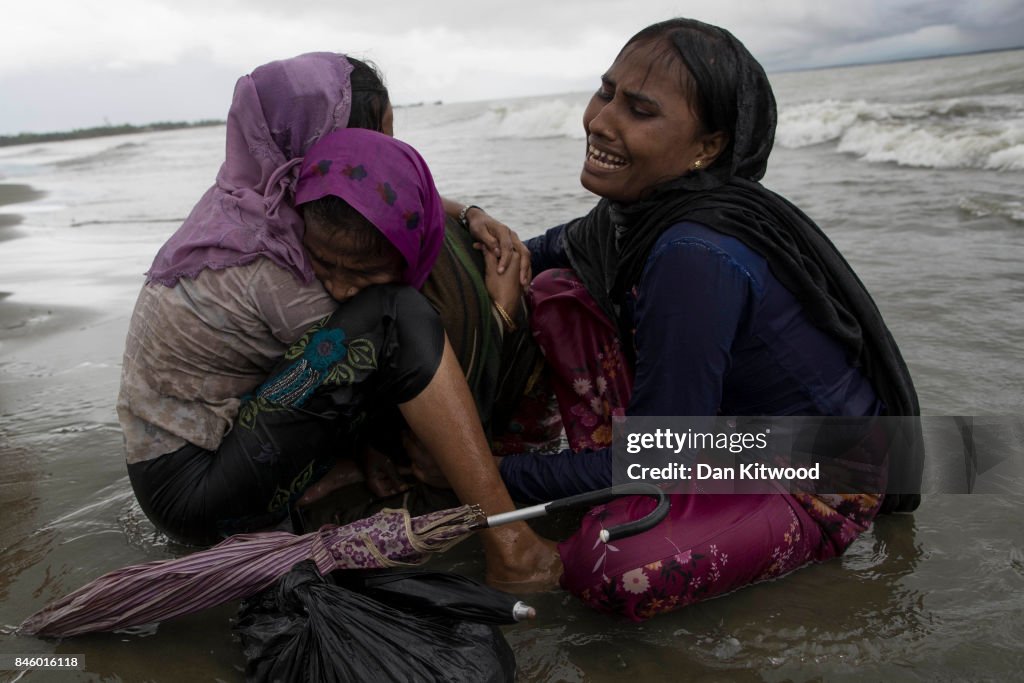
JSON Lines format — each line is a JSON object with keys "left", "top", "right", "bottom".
{"left": 477, "top": 100, "right": 587, "bottom": 140}
{"left": 460, "top": 94, "right": 1024, "bottom": 172}
{"left": 777, "top": 96, "right": 1024, "bottom": 171}
{"left": 55, "top": 141, "right": 148, "bottom": 169}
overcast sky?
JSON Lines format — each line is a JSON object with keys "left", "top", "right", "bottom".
{"left": 2, "top": 0, "right": 1022, "bottom": 135}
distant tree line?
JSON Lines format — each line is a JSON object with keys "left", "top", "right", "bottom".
{"left": 0, "top": 120, "right": 225, "bottom": 147}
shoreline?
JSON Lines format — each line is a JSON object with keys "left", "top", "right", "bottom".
{"left": 0, "top": 120, "right": 224, "bottom": 148}
{"left": 0, "top": 182, "right": 46, "bottom": 240}
{"left": 0, "top": 293, "right": 105, "bottom": 352}
{"left": 0, "top": 181, "right": 106, "bottom": 350}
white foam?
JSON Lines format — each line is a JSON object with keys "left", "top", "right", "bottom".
{"left": 480, "top": 100, "right": 587, "bottom": 140}
{"left": 462, "top": 93, "right": 1024, "bottom": 171}
{"left": 777, "top": 95, "right": 1024, "bottom": 171}
{"left": 987, "top": 144, "right": 1024, "bottom": 172}
{"left": 776, "top": 99, "right": 874, "bottom": 148}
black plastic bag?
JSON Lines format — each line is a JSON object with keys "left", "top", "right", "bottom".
{"left": 335, "top": 567, "right": 532, "bottom": 625}
{"left": 236, "top": 561, "right": 516, "bottom": 683}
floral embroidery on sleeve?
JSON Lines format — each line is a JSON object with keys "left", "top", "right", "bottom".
{"left": 238, "top": 316, "right": 379, "bottom": 428}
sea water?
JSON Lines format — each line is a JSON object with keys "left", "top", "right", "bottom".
{"left": 1, "top": 49, "right": 1022, "bottom": 681}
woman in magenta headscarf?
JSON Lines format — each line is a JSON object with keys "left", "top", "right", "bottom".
{"left": 117, "top": 53, "right": 558, "bottom": 589}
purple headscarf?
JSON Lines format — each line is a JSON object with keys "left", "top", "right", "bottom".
{"left": 294, "top": 128, "right": 445, "bottom": 289}
{"left": 147, "top": 52, "right": 355, "bottom": 286}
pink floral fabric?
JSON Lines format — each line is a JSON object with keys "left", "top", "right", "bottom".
{"left": 560, "top": 492, "right": 810, "bottom": 621}
{"left": 558, "top": 487, "right": 881, "bottom": 622}
{"left": 528, "top": 269, "right": 633, "bottom": 450}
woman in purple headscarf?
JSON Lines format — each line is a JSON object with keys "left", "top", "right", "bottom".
{"left": 117, "top": 53, "right": 559, "bottom": 590}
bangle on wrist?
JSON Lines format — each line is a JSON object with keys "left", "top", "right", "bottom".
{"left": 458, "top": 204, "right": 483, "bottom": 229}
{"left": 492, "top": 301, "right": 517, "bottom": 332}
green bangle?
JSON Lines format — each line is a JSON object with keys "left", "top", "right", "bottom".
{"left": 458, "top": 204, "right": 483, "bottom": 229}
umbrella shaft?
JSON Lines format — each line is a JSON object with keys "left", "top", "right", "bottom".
{"left": 484, "top": 503, "right": 549, "bottom": 528}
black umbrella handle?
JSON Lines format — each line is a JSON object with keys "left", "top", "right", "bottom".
{"left": 544, "top": 483, "right": 670, "bottom": 543}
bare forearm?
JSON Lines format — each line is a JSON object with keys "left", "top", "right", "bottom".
{"left": 441, "top": 196, "right": 469, "bottom": 220}
{"left": 398, "top": 335, "right": 560, "bottom": 589}
{"left": 398, "top": 337, "right": 515, "bottom": 516}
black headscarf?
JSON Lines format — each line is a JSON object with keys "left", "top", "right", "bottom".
{"left": 563, "top": 19, "right": 922, "bottom": 512}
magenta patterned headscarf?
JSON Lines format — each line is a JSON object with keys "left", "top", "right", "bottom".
{"left": 294, "top": 129, "right": 444, "bottom": 289}
{"left": 146, "top": 52, "right": 355, "bottom": 286}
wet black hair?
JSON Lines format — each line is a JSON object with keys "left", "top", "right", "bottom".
{"left": 302, "top": 195, "right": 401, "bottom": 263}
{"left": 622, "top": 19, "right": 744, "bottom": 168}
{"left": 299, "top": 59, "right": 396, "bottom": 263}
{"left": 346, "top": 56, "right": 391, "bottom": 133}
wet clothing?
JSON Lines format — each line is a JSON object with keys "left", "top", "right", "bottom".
{"left": 421, "top": 220, "right": 531, "bottom": 429}
{"left": 560, "top": 485, "right": 881, "bottom": 622}
{"left": 363, "top": 219, "right": 562, "bottom": 468}
{"left": 420, "top": 219, "right": 552, "bottom": 446}
{"left": 126, "top": 283, "right": 444, "bottom": 545}
{"left": 147, "top": 53, "right": 355, "bottom": 288}
{"left": 500, "top": 221, "right": 885, "bottom": 502}
{"left": 118, "top": 258, "right": 338, "bottom": 465}
{"left": 124, "top": 53, "right": 450, "bottom": 546}
{"left": 559, "top": 182, "right": 923, "bottom": 511}
{"left": 503, "top": 18, "right": 917, "bottom": 621}
{"left": 504, "top": 262, "right": 884, "bottom": 621}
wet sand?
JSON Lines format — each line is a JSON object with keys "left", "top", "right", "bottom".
{"left": 0, "top": 181, "right": 127, "bottom": 359}
{"left": 1, "top": 183, "right": 108, "bottom": 353}
{"left": 0, "top": 183, "right": 44, "bottom": 207}
{"left": 0, "top": 183, "right": 45, "bottom": 240}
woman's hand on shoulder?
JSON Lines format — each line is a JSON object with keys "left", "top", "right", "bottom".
{"left": 464, "top": 207, "right": 532, "bottom": 286}
{"left": 478, "top": 241, "right": 524, "bottom": 323}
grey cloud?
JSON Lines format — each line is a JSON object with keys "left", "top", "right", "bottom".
{"left": 2, "top": 0, "right": 1021, "bottom": 134}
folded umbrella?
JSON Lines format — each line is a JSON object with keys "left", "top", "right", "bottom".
{"left": 20, "top": 483, "right": 668, "bottom": 637}
{"left": 19, "top": 505, "right": 477, "bottom": 638}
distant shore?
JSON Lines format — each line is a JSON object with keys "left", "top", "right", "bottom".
{"left": 0, "top": 119, "right": 224, "bottom": 148}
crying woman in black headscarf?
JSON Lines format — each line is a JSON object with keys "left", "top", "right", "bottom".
{"left": 495, "top": 18, "right": 924, "bottom": 621}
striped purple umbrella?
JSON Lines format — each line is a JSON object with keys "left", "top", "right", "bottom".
{"left": 21, "top": 483, "right": 668, "bottom": 638}
{"left": 20, "top": 505, "right": 483, "bottom": 638}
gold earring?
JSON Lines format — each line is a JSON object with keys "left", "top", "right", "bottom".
{"left": 693, "top": 159, "right": 703, "bottom": 170}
